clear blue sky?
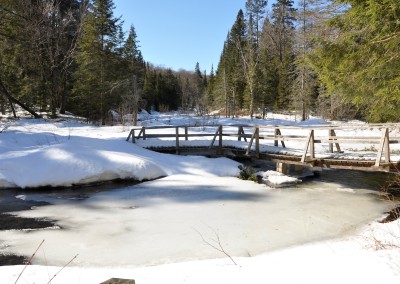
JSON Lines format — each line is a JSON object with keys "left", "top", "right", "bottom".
{"left": 113, "top": 0, "right": 248, "bottom": 73}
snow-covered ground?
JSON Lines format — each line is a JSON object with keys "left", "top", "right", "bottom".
{"left": 0, "top": 112, "right": 399, "bottom": 284}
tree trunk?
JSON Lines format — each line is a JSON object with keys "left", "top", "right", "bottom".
{"left": 0, "top": 78, "right": 42, "bottom": 118}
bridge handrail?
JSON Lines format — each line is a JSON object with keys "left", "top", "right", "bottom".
{"left": 126, "top": 124, "right": 400, "bottom": 169}
{"left": 127, "top": 122, "right": 400, "bottom": 131}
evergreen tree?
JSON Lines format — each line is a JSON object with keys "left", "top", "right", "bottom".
{"left": 245, "top": 0, "right": 268, "bottom": 45}
{"left": 0, "top": 0, "right": 83, "bottom": 117}
{"left": 72, "top": 0, "right": 123, "bottom": 124}
{"left": 240, "top": 14, "right": 260, "bottom": 118}
{"left": 143, "top": 64, "right": 182, "bottom": 112}
{"left": 206, "top": 65, "right": 216, "bottom": 106}
{"left": 292, "top": 0, "right": 324, "bottom": 121}
{"left": 310, "top": 0, "right": 400, "bottom": 122}
{"left": 259, "top": 17, "right": 279, "bottom": 114}
{"left": 142, "top": 63, "right": 158, "bottom": 111}
{"left": 192, "top": 62, "right": 207, "bottom": 114}
{"left": 270, "top": 0, "right": 297, "bottom": 111}
{"left": 214, "top": 10, "right": 247, "bottom": 117}
{"left": 116, "top": 24, "right": 146, "bottom": 125}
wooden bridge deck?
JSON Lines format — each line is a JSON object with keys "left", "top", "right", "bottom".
{"left": 126, "top": 124, "right": 400, "bottom": 173}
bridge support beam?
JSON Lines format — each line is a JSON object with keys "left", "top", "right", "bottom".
{"left": 276, "top": 163, "right": 307, "bottom": 175}
{"left": 276, "top": 162, "right": 289, "bottom": 174}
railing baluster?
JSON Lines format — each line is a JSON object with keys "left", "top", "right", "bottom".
{"left": 301, "top": 129, "right": 315, "bottom": 163}
{"left": 375, "top": 128, "right": 390, "bottom": 167}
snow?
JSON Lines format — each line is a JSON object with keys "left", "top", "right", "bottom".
{"left": 0, "top": 112, "right": 399, "bottom": 284}
{"left": 257, "top": 170, "right": 301, "bottom": 186}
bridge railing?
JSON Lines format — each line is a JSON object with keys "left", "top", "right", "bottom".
{"left": 126, "top": 124, "right": 400, "bottom": 169}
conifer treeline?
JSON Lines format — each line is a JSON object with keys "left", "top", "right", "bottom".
{"left": 0, "top": 0, "right": 399, "bottom": 123}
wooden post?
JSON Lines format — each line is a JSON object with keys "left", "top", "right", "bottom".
{"left": 126, "top": 129, "right": 135, "bottom": 143}
{"left": 219, "top": 125, "right": 223, "bottom": 148}
{"left": 175, "top": 126, "right": 180, "bottom": 154}
{"left": 185, "top": 126, "right": 188, "bottom": 140}
{"left": 255, "top": 127, "right": 260, "bottom": 157}
{"left": 238, "top": 126, "right": 247, "bottom": 142}
{"left": 210, "top": 125, "right": 222, "bottom": 148}
{"left": 375, "top": 128, "right": 390, "bottom": 167}
{"left": 138, "top": 127, "right": 146, "bottom": 140}
{"left": 328, "top": 129, "right": 341, "bottom": 153}
{"left": 131, "top": 129, "right": 135, "bottom": 143}
{"left": 274, "top": 128, "right": 279, "bottom": 146}
{"left": 276, "top": 162, "right": 289, "bottom": 174}
{"left": 274, "top": 128, "right": 286, "bottom": 148}
{"left": 310, "top": 130, "right": 315, "bottom": 159}
{"left": 301, "top": 129, "right": 315, "bottom": 163}
{"left": 246, "top": 127, "right": 258, "bottom": 155}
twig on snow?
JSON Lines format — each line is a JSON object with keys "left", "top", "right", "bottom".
{"left": 193, "top": 227, "right": 237, "bottom": 266}
{"left": 14, "top": 239, "right": 45, "bottom": 284}
{"left": 47, "top": 254, "right": 78, "bottom": 284}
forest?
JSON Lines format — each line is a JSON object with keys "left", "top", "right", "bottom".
{"left": 0, "top": 0, "right": 399, "bottom": 124}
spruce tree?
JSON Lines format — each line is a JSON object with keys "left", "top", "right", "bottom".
{"left": 245, "top": 0, "right": 267, "bottom": 45}
{"left": 310, "top": 0, "right": 400, "bottom": 122}
{"left": 73, "top": 0, "right": 123, "bottom": 124}
{"left": 206, "top": 65, "right": 216, "bottom": 106}
{"left": 292, "top": 0, "right": 324, "bottom": 121}
{"left": 0, "top": 0, "right": 83, "bottom": 117}
{"left": 214, "top": 10, "right": 247, "bottom": 117}
{"left": 270, "top": 0, "right": 297, "bottom": 111}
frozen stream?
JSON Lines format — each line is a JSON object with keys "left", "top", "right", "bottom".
{"left": 0, "top": 169, "right": 394, "bottom": 267}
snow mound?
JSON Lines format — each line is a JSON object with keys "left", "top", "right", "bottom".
{"left": 0, "top": 119, "right": 241, "bottom": 189}
{"left": 258, "top": 170, "right": 301, "bottom": 186}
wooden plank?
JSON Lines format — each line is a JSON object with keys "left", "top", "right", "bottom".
{"left": 143, "top": 133, "right": 215, "bottom": 138}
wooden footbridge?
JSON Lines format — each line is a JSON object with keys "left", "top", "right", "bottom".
{"left": 126, "top": 123, "right": 400, "bottom": 173}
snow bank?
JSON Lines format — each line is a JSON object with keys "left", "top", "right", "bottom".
{"left": 0, "top": 119, "right": 240, "bottom": 188}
